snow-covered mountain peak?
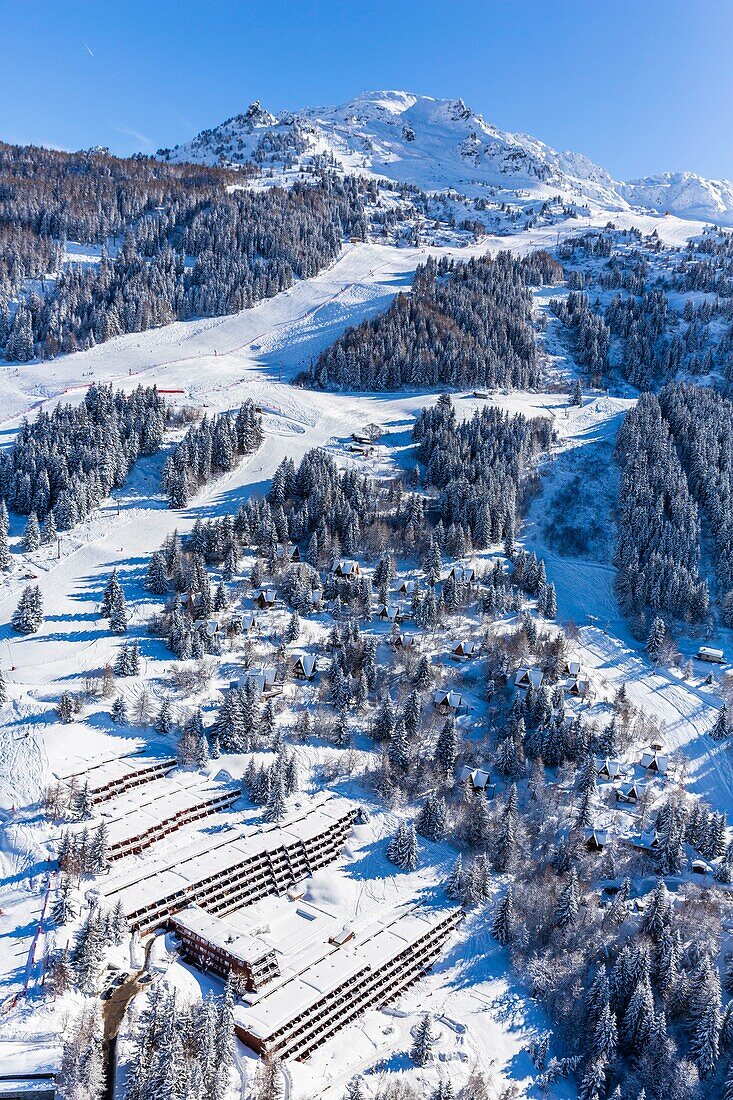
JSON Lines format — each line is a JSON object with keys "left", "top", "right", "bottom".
{"left": 158, "top": 89, "right": 733, "bottom": 226}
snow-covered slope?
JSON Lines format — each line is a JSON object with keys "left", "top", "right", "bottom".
{"left": 159, "top": 89, "right": 733, "bottom": 225}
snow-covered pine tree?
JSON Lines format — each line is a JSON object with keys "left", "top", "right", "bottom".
{"left": 410, "top": 1012, "right": 435, "bottom": 1067}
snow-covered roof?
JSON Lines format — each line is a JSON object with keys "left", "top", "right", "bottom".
{"left": 397, "top": 579, "right": 418, "bottom": 594}
{"left": 233, "top": 903, "right": 459, "bottom": 1043}
{"left": 617, "top": 780, "right": 645, "bottom": 801}
{"left": 631, "top": 830, "right": 659, "bottom": 850}
{"left": 594, "top": 756, "right": 624, "bottom": 779}
{"left": 100, "top": 795, "right": 352, "bottom": 920}
{"left": 242, "top": 668, "right": 279, "bottom": 695}
{"left": 452, "top": 640, "right": 477, "bottom": 657}
{"left": 433, "top": 689, "right": 463, "bottom": 709}
{"left": 514, "top": 666, "right": 543, "bottom": 689}
{"left": 331, "top": 558, "right": 359, "bottom": 576}
{"left": 70, "top": 772, "right": 238, "bottom": 853}
{"left": 292, "top": 653, "right": 317, "bottom": 677}
{"left": 377, "top": 603, "right": 401, "bottom": 620}
{"left": 583, "top": 827, "right": 609, "bottom": 847}
{"left": 256, "top": 588, "right": 277, "bottom": 604}
{"left": 459, "top": 766, "right": 491, "bottom": 788}
{"left": 449, "top": 565, "right": 475, "bottom": 583}
{"left": 640, "top": 751, "right": 669, "bottom": 773}
{"left": 57, "top": 752, "right": 175, "bottom": 794}
{"left": 172, "top": 905, "right": 275, "bottom": 967}
{"left": 276, "top": 543, "right": 298, "bottom": 559}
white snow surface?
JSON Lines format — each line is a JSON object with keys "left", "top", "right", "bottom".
{"left": 163, "top": 89, "right": 733, "bottom": 225}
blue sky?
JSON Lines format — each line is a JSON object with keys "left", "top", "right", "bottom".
{"left": 1, "top": 0, "right": 732, "bottom": 181}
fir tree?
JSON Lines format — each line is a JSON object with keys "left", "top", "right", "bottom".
{"left": 491, "top": 886, "right": 514, "bottom": 946}
{"left": 410, "top": 1013, "right": 435, "bottom": 1067}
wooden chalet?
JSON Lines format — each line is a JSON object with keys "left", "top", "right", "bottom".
{"left": 451, "top": 640, "right": 478, "bottom": 661}
{"left": 458, "top": 766, "right": 493, "bottom": 794}
{"left": 514, "top": 666, "right": 544, "bottom": 690}
{"left": 255, "top": 589, "right": 277, "bottom": 610}
{"left": 640, "top": 749, "right": 670, "bottom": 775}
{"left": 594, "top": 756, "right": 624, "bottom": 781}
{"left": 391, "top": 631, "right": 417, "bottom": 650}
{"left": 331, "top": 559, "right": 360, "bottom": 579}
{"left": 616, "top": 779, "right": 645, "bottom": 804}
{"left": 449, "top": 565, "right": 475, "bottom": 585}
{"left": 433, "top": 689, "right": 463, "bottom": 714}
{"left": 583, "top": 827, "right": 609, "bottom": 852}
{"left": 565, "top": 674, "right": 591, "bottom": 698}
{"left": 276, "top": 543, "right": 300, "bottom": 563}
{"left": 696, "top": 646, "right": 725, "bottom": 665}
{"left": 291, "top": 654, "right": 317, "bottom": 681}
{"left": 245, "top": 668, "right": 282, "bottom": 699}
{"left": 239, "top": 612, "right": 261, "bottom": 634}
{"left": 396, "top": 579, "right": 419, "bottom": 596}
{"left": 377, "top": 603, "right": 403, "bottom": 623}
{"left": 630, "top": 830, "right": 659, "bottom": 853}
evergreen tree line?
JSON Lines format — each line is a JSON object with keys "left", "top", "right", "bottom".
{"left": 414, "top": 393, "right": 554, "bottom": 549}
{"left": 556, "top": 226, "right": 733, "bottom": 389}
{"left": 0, "top": 382, "right": 166, "bottom": 529}
{"left": 162, "top": 399, "right": 263, "bottom": 507}
{"left": 124, "top": 985, "right": 234, "bottom": 1100}
{"left": 657, "top": 382, "right": 733, "bottom": 626}
{"left": 2, "top": 157, "right": 366, "bottom": 360}
{"left": 614, "top": 391, "right": 710, "bottom": 629}
{"left": 300, "top": 250, "right": 562, "bottom": 390}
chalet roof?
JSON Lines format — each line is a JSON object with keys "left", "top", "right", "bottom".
{"left": 452, "top": 640, "right": 478, "bottom": 657}
{"left": 292, "top": 654, "right": 317, "bottom": 677}
{"left": 631, "top": 829, "right": 659, "bottom": 850}
{"left": 514, "top": 666, "right": 544, "bottom": 689}
{"left": 276, "top": 543, "right": 297, "bottom": 559}
{"left": 331, "top": 558, "right": 359, "bottom": 576}
{"left": 565, "top": 675, "right": 591, "bottom": 695}
{"left": 640, "top": 751, "right": 669, "bottom": 773}
{"left": 594, "top": 756, "right": 624, "bottom": 779}
{"left": 459, "top": 766, "right": 491, "bottom": 789}
{"left": 377, "top": 603, "right": 401, "bottom": 620}
{"left": 583, "top": 827, "right": 609, "bottom": 847}
{"left": 397, "top": 579, "right": 418, "bottom": 595}
{"left": 450, "top": 565, "right": 475, "bottom": 583}
{"left": 245, "top": 668, "right": 279, "bottom": 696}
{"left": 433, "top": 689, "right": 463, "bottom": 709}
{"left": 256, "top": 588, "right": 277, "bottom": 604}
{"left": 617, "top": 779, "right": 645, "bottom": 800}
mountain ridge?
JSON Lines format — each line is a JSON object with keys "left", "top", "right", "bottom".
{"left": 158, "top": 89, "right": 733, "bottom": 226}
